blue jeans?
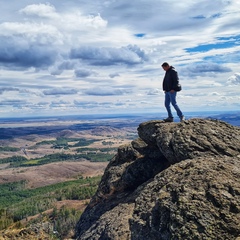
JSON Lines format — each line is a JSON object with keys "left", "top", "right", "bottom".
{"left": 165, "top": 91, "right": 183, "bottom": 118}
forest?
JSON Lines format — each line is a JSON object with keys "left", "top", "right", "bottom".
{"left": 0, "top": 121, "right": 136, "bottom": 239}
{"left": 0, "top": 176, "right": 101, "bottom": 239}
{"left": 0, "top": 137, "right": 116, "bottom": 239}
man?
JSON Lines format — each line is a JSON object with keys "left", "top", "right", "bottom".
{"left": 161, "top": 62, "right": 185, "bottom": 122}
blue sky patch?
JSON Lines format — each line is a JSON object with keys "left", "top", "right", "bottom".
{"left": 185, "top": 35, "right": 240, "bottom": 52}
{"left": 134, "top": 33, "right": 146, "bottom": 38}
{"left": 203, "top": 50, "right": 240, "bottom": 64}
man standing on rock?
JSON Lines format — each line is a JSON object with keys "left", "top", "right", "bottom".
{"left": 161, "top": 62, "right": 185, "bottom": 122}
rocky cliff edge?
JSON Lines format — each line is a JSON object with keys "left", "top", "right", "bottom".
{"left": 75, "top": 118, "right": 240, "bottom": 240}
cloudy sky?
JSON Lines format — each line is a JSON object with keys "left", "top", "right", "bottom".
{"left": 0, "top": 0, "right": 240, "bottom": 118}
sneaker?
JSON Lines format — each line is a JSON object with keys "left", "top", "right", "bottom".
{"left": 163, "top": 117, "right": 174, "bottom": 122}
{"left": 180, "top": 116, "right": 185, "bottom": 122}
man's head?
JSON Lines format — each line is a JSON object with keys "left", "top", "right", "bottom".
{"left": 161, "top": 62, "right": 170, "bottom": 71}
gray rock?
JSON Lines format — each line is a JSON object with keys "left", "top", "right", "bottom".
{"left": 75, "top": 119, "right": 240, "bottom": 240}
{"left": 138, "top": 118, "right": 240, "bottom": 164}
{"left": 131, "top": 156, "right": 240, "bottom": 240}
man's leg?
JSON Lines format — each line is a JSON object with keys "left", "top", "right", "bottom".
{"left": 169, "top": 92, "right": 183, "bottom": 118}
{"left": 165, "top": 92, "right": 173, "bottom": 118}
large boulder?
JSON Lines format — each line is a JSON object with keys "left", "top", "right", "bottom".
{"left": 138, "top": 118, "right": 240, "bottom": 164}
{"left": 75, "top": 119, "right": 240, "bottom": 240}
{"left": 131, "top": 155, "right": 240, "bottom": 240}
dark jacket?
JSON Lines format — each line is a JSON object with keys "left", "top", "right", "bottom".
{"left": 162, "top": 66, "right": 179, "bottom": 92}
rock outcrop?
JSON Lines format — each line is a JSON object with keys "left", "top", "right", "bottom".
{"left": 75, "top": 119, "right": 240, "bottom": 240}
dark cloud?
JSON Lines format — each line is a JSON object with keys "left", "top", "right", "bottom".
{"left": 73, "top": 100, "right": 125, "bottom": 109}
{"left": 180, "top": 62, "right": 232, "bottom": 77}
{"left": 58, "top": 61, "right": 76, "bottom": 70}
{"left": 70, "top": 45, "right": 147, "bottom": 66}
{"left": 192, "top": 63, "right": 231, "bottom": 72}
{"left": 50, "top": 61, "right": 77, "bottom": 75}
{"left": 100, "top": 1, "right": 223, "bottom": 34}
{"left": 43, "top": 88, "right": 78, "bottom": 95}
{"left": 0, "top": 87, "right": 19, "bottom": 94}
{"left": 109, "top": 73, "right": 120, "bottom": 78}
{"left": 75, "top": 69, "right": 93, "bottom": 78}
{"left": 50, "top": 100, "right": 70, "bottom": 107}
{"left": 0, "top": 36, "right": 58, "bottom": 69}
{"left": 0, "top": 99, "right": 28, "bottom": 107}
{"left": 37, "top": 101, "right": 49, "bottom": 106}
{"left": 74, "top": 100, "right": 99, "bottom": 109}
{"left": 204, "top": 50, "right": 240, "bottom": 64}
{"left": 114, "top": 102, "right": 125, "bottom": 106}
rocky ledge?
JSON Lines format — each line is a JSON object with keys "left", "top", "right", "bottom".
{"left": 75, "top": 118, "right": 240, "bottom": 240}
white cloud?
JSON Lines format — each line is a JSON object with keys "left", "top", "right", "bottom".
{"left": 0, "top": 0, "right": 240, "bottom": 117}
{"left": 0, "top": 22, "right": 63, "bottom": 43}
{"left": 0, "top": 22, "right": 63, "bottom": 69}
{"left": 83, "top": 87, "right": 132, "bottom": 96}
{"left": 43, "top": 88, "right": 78, "bottom": 95}
{"left": 19, "top": 3, "right": 58, "bottom": 18}
{"left": 70, "top": 45, "right": 147, "bottom": 66}
{"left": 146, "top": 88, "right": 161, "bottom": 95}
{"left": 226, "top": 73, "right": 240, "bottom": 85}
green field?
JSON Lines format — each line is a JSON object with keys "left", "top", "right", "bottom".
{"left": 0, "top": 150, "right": 115, "bottom": 167}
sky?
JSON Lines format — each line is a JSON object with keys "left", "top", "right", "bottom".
{"left": 0, "top": 0, "right": 240, "bottom": 118}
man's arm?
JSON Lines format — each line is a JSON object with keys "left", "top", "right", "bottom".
{"left": 170, "top": 70, "right": 179, "bottom": 92}
{"left": 171, "top": 70, "right": 179, "bottom": 82}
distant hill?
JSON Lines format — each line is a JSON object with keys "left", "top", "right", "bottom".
{"left": 207, "top": 112, "right": 240, "bottom": 126}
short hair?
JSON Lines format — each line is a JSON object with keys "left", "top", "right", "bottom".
{"left": 161, "top": 62, "right": 169, "bottom": 67}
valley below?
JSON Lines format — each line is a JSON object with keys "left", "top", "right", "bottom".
{"left": 0, "top": 116, "right": 139, "bottom": 239}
